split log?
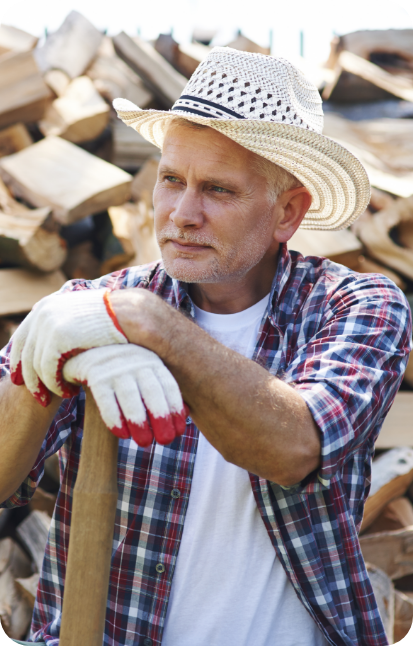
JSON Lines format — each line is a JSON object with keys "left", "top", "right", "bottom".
{"left": 363, "top": 497, "right": 413, "bottom": 535}
{"left": 355, "top": 196, "right": 413, "bottom": 280}
{"left": 0, "top": 538, "right": 33, "bottom": 640}
{"left": 0, "top": 136, "right": 132, "bottom": 224}
{"left": 0, "top": 268, "right": 66, "bottom": 316}
{"left": 29, "top": 487, "right": 57, "bottom": 518}
{"left": 360, "top": 527, "right": 413, "bottom": 580}
{"left": 404, "top": 354, "right": 413, "bottom": 390}
{"left": 16, "top": 510, "right": 51, "bottom": 574}
{"left": 34, "top": 10, "right": 103, "bottom": 79}
{"left": 15, "top": 573, "right": 40, "bottom": 611}
{"left": 327, "top": 51, "right": 413, "bottom": 103}
{"left": 327, "top": 29, "right": 413, "bottom": 71}
{"left": 227, "top": 34, "right": 270, "bottom": 55}
{"left": 112, "top": 120, "right": 159, "bottom": 169}
{"left": 287, "top": 227, "right": 362, "bottom": 269}
{"left": 44, "top": 69, "right": 71, "bottom": 97}
{"left": 102, "top": 199, "right": 160, "bottom": 273}
{"left": 0, "top": 123, "right": 32, "bottom": 158}
{"left": 323, "top": 113, "right": 413, "bottom": 198}
{"left": 87, "top": 38, "right": 153, "bottom": 108}
{"left": 113, "top": 31, "right": 186, "bottom": 108}
{"left": 62, "top": 241, "right": 101, "bottom": 280}
{"left": 176, "top": 42, "right": 210, "bottom": 78}
{"left": 39, "top": 76, "right": 110, "bottom": 143}
{"left": 394, "top": 590, "right": 413, "bottom": 643}
{"left": 0, "top": 50, "right": 52, "bottom": 129}
{"left": 376, "top": 394, "right": 413, "bottom": 449}
{"left": 0, "top": 178, "right": 66, "bottom": 272}
{"left": 131, "top": 157, "right": 159, "bottom": 203}
{"left": 366, "top": 563, "right": 394, "bottom": 644}
{"left": 0, "top": 24, "right": 38, "bottom": 56}
{"left": 362, "top": 447, "right": 413, "bottom": 531}
{"left": 154, "top": 33, "right": 179, "bottom": 69}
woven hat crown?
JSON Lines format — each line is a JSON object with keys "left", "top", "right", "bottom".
{"left": 172, "top": 47, "right": 324, "bottom": 133}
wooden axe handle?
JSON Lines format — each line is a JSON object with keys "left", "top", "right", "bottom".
{"left": 60, "top": 387, "right": 118, "bottom": 646}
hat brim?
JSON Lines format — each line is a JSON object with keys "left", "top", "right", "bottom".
{"left": 114, "top": 101, "right": 371, "bottom": 231}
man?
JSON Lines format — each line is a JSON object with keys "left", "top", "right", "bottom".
{"left": 0, "top": 48, "right": 411, "bottom": 646}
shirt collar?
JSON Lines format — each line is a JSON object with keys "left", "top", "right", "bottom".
{"left": 170, "top": 243, "right": 292, "bottom": 319}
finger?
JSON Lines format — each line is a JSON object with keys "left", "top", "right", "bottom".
{"left": 10, "top": 314, "right": 33, "bottom": 386}
{"left": 154, "top": 366, "right": 186, "bottom": 437}
{"left": 147, "top": 409, "right": 176, "bottom": 445}
{"left": 21, "top": 327, "right": 51, "bottom": 407}
{"left": 114, "top": 377, "right": 153, "bottom": 447}
{"left": 137, "top": 371, "right": 175, "bottom": 444}
{"left": 90, "top": 383, "right": 129, "bottom": 439}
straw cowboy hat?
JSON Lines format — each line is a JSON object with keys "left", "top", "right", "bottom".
{"left": 113, "top": 47, "right": 370, "bottom": 231}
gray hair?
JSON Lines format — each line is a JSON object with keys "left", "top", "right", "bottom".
{"left": 167, "top": 116, "right": 302, "bottom": 205}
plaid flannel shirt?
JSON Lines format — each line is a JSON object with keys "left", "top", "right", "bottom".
{"left": 1, "top": 244, "right": 411, "bottom": 646}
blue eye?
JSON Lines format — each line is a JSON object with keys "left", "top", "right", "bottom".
{"left": 212, "top": 186, "right": 227, "bottom": 193}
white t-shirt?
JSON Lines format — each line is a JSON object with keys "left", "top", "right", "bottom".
{"left": 162, "top": 295, "right": 329, "bottom": 646}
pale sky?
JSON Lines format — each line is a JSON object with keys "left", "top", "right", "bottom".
{"left": 1, "top": 0, "right": 413, "bottom": 64}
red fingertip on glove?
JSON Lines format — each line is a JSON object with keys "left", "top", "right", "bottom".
{"left": 148, "top": 411, "right": 176, "bottom": 445}
{"left": 10, "top": 361, "right": 24, "bottom": 386}
{"left": 33, "top": 379, "right": 51, "bottom": 408}
{"left": 129, "top": 419, "right": 154, "bottom": 447}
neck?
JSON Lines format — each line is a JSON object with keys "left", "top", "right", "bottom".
{"left": 188, "top": 247, "right": 280, "bottom": 314}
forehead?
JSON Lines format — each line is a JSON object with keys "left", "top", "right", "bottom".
{"left": 160, "top": 121, "right": 256, "bottom": 173}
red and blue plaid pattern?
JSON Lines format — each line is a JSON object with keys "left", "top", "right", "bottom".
{"left": 1, "top": 244, "right": 411, "bottom": 646}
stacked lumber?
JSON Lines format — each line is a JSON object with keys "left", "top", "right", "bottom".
{"left": 0, "top": 16, "right": 412, "bottom": 644}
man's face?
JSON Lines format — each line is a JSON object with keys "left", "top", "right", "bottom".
{"left": 153, "top": 122, "right": 280, "bottom": 284}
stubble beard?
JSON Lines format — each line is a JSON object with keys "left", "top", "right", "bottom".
{"left": 157, "top": 211, "right": 274, "bottom": 284}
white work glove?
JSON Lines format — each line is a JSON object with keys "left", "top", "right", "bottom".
{"left": 63, "top": 345, "right": 187, "bottom": 446}
{"left": 10, "top": 289, "right": 127, "bottom": 406}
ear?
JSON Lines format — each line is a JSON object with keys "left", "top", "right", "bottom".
{"left": 273, "top": 187, "right": 312, "bottom": 243}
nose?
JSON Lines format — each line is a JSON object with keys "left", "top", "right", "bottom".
{"left": 170, "top": 187, "right": 204, "bottom": 229}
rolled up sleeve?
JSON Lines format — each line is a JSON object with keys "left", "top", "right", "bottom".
{"left": 282, "top": 274, "right": 412, "bottom": 490}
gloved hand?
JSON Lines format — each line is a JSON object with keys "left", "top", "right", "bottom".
{"left": 63, "top": 344, "right": 187, "bottom": 446}
{"left": 10, "top": 289, "right": 127, "bottom": 406}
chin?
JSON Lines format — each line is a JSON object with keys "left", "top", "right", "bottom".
{"left": 162, "top": 257, "right": 225, "bottom": 284}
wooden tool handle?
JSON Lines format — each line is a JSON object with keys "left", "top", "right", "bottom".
{"left": 60, "top": 387, "right": 118, "bottom": 646}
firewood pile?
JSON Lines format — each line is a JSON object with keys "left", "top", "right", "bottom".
{"left": 0, "top": 11, "right": 412, "bottom": 643}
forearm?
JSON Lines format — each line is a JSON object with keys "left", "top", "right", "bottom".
{"left": 111, "top": 290, "right": 321, "bottom": 485}
{"left": 0, "top": 376, "right": 62, "bottom": 504}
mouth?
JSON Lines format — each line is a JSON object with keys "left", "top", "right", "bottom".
{"left": 169, "top": 239, "right": 211, "bottom": 252}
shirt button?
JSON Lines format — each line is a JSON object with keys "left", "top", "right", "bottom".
{"left": 155, "top": 563, "right": 165, "bottom": 574}
{"left": 143, "top": 639, "right": 153, "bottom": 646}
{"left": 171, "top": 488, "right": 180, "bottom": 499}
{"left": 186, "top": 417, "right": 191, "bottom": 424}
